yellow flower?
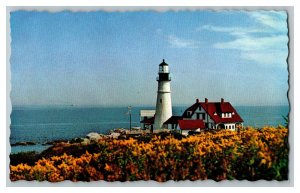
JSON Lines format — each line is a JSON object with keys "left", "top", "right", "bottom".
{"left": 104, "top": 163, "right": 112, "bottom": 171}
{"left": 260, "top": 159, "right": 267, "bottom": 165}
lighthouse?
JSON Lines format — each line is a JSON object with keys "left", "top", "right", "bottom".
{"left": 154, "top": 59, "right": 172, "bottom": 130}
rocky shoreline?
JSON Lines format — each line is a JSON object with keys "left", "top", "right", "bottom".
{"left": 10, "top": 128, "right": 127, "bottom": 147}
{"left": 10, "top": 128, "right": 172, "bottom": 148}
{"left": 9, "top": 128, "right": 180, "bottom": 166}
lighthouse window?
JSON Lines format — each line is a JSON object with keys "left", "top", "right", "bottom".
{"left": 160, "top": 99, "right": 162, "bottom": 103}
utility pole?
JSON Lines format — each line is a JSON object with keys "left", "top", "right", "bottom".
{"left": 128, "top": 106, "right": 132, "bottom": 132}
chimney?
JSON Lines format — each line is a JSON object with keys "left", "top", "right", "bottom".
{"left": 221, "top": 98, "right": 224, "bottom": 103}
{"left": 196, "top": 98, "right": 199, "bottom": 103}
{"left": 205, "top": 98, "right": 208, "bottom": 104}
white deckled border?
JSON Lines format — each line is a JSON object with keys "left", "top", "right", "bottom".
{"left": 2, "top": 2, "right": 298, "bottom": 193}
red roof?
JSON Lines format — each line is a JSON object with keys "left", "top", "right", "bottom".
{"left": 178, "top": 120, "right": 205, "bottom": 130}
{"left": 183, "top": 103, "right": 199, "bottom": 117}
{"left": 200, "top": 102, "right": 243, "bottom": 124}
{"left": 182, "top": 99, "right": 243, "bottom": 124}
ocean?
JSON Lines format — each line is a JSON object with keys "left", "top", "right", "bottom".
{"left": 9, "top": 105, "right": 289, "bottom": 154}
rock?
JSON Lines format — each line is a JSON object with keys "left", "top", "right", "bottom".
{"left": 118, "top": 135, "right": 127, "bottom": 140}
{"left": 99, "top": 134, "right": 108, "bottom": 139}
{"left": 86, "top": 132, "right": 102, "bottom": 142}
{"left": 43, "top": 139, "right": 69, "bottom": 146}
{"left": 69, "top": 138, "right": 84, "bottom": 144}
{"left": 81, "top": 138, "right": 90, "bottom": 145}
{"left": 42, "top": 142, "right": 52, "bottom": 146}
{"left": 111, "top": 128, "right": 130, "bottom": 135}
{"left": 11, "top": 141, "right": 36, "bottom": 146}
{"left": 109, "top": 132, "right": 121, "bottom": 139}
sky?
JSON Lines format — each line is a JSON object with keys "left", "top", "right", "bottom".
{"left": 10, "top": 10, "right": 289, "bottom": 106}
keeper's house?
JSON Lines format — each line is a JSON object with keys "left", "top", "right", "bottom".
{"left": 140, "top": 110, "right": 155, "bottom": 130}
{"left": 165, "top": 98, "right": 243, "bottom": 135}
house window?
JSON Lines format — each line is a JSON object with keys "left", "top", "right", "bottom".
{"left": 196, "top": 113, "right": 200, "bottom": 119}
{"left": 199, "top": 106, "right": 201, "bottom": 111}
{"left": 202, "top": 114, "right": 206, "bottom": 120}
{"left": 160, "top": 99, "right": 162, "bottom": 103}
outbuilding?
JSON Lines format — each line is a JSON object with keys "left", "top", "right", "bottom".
{"left": 177, "top": 119, "right": 205, "bottom": 136}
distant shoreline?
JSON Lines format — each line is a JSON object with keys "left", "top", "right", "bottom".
{"left": 11, "top": 104, "right": 290, "bottom": 109}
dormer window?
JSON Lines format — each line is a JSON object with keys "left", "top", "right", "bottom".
{"left": 214, "top": 112, "right": 217, "bottom": 116}
{"left": 221, "top": 112, "right": 232, "bottom": 118}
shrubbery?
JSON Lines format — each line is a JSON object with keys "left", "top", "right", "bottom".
{"left": 10, "top": 126, "right": 288, "bottom": 182}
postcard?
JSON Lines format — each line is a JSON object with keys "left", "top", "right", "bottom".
{"left": 8, "top": 7, "right": 291, "bottom": 184}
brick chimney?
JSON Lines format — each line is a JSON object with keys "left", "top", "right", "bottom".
{"left": 196, "top": 98, "right": 200, "bottom": 103}
{"left": 221, "top": 98, "right": 224, "bottom": 103}
{"left": 205, "top": 98, "right": 208, "bottom": 104}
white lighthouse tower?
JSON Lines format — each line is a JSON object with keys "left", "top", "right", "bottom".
{"left": 154, "top": 59, "right": 172, "bottom": 130}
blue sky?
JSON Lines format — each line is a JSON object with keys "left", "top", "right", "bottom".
{"left": 10, "top": 10, "right": 289, "bottom": 106}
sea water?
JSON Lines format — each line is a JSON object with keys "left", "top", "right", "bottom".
{"left": 9, "top": 105, "right": 289, "bottom": 154}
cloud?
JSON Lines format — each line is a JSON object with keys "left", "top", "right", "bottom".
{"left": 197, "top": 25, "right": 263, "bottom": 37}
{"left": 156, "top": 28, "right": 200, "bottom": 49}
{"left": 240, "top": 50, "right": 288, "bottom": 66}
{"left": 247, "top": 11, "right": 287, "bottom": 31}
{"left": 167, "top": 35, "right": 200, "bottom": 48}
{"left": 214, "top": 35, "right": 288, "bottom": 51}
{"left": 198, "top": 11, "right": 288, "bottom": 66}
{"left": 198, "top": 11, "right": 287, "bottom": 36}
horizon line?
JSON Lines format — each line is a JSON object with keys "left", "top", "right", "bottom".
{"left": 11, "top": 103, "right": 290, "bottom": 108}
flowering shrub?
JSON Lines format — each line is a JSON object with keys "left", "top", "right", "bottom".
{"left": 10, "top": 126, "right": 288, "bottom": 182}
